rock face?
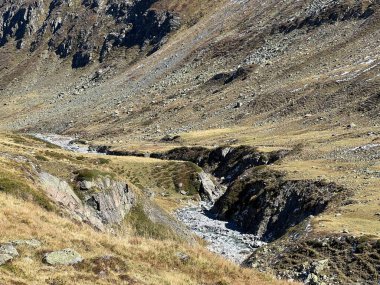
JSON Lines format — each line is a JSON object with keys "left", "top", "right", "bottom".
{"left": 198, "top": 171, "right": 223, "bottom": 202}
{"left": 152, "top": 145, "right": 288, "bottom": 183}
{"left": 0, "top": 0, "right": 44, "bottom": 48}
{"left": 80, "top": 176, "right": 135, "bottom": 225}
{"left": 211, "top": 169, "right": 346, "bottom": 241}
{"left": 0, "top": 0, "right": 180, "bottom": 68}
{"left": 246, "top": 236, "right": 380, "bottom": 285}
{"left": 39, "top": 172, "right": 135, "bottom": 231}
{"left": 43, "top": 248, "right": 83, "bottom": 265}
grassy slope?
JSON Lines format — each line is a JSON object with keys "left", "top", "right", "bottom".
{"left": 0, "top": 133, "right": 295, "bottom": 285}
{"left": 92, "top": 120, "right": 380, "bottom": 240}
{"left": 174, "top": 123, "right": 380, "bottom": 239}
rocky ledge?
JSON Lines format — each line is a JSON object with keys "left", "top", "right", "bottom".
{"left": 39, "top": 171, "right": 135, "bottom": 231}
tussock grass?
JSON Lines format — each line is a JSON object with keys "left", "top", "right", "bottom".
{"left": 0, "top": 192, "right": 294, "bottom": 285}
{"left": 0, "top": 164, "right": 55, "bottom": 212}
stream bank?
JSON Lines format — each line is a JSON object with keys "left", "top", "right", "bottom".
{"left": 32, "top": 134, "right": 378, "bottom": 285}
{"left": 32, "top": 134, "right": 265, "bottom": 264}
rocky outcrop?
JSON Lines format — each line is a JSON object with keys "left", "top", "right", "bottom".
{"left": 0, "top": 0, "right": 180, "bottom": 68}
{"left": 208, "top": 66, "right": 251, "bottom": 85}
{"left": 246, "top": 235, "right": 380, "bottom": 285}
{"left": 77, "top": 176, "right": 135, "bottom": 226}
{"left": 43, "top": 248, "right": 83, "bottom": 265}
{"left": 0, "top": 0, "right": 44, "bottom": 48}
{"left": 39, "top": 172, "right": 135, "bottom": 231}
{"left": 72, "top": 51, "right": 93, "bottom": 68}
{"left": 273, "top": 0, "right": 377, "bottom": 34}
{"left": 198, "top": 171, "right": 223, "bottom": 202}
{"left": 211, "top": 169, "right": 347, "bottom": 241}
{"left": 152, "top": 145, "right": 288, "bottom": 183}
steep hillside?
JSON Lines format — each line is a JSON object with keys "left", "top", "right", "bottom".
{"left": 0, "top": 0, "right": 379, "bottom": 141}
{"left": 1, "top": 0, "right": 380, "bottom": 284}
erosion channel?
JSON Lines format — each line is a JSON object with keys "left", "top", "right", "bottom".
{"left": 34, "top": 134, "right": 272, "bottom": 263}
{"left": 33, "top": 133, "right": 354, "bottom": 285}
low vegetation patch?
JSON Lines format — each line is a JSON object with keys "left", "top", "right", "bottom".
{"left": 74, "top": 169, "right": 114, "bottom": 181}
{"left": 125, "top": 203, "right": 177, "bottom": 240}
{"left": 0, "top": 170, "right": 54, "bottom": 211}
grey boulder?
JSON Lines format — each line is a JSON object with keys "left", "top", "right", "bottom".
{"left": 0, "top": 254, "right": 13, "bottom": 265}
{"left": 0, "top": 243, "right": 19, "bottom": 265}
{"left": 43, "top": 248, "right": 83, "bottom": 265}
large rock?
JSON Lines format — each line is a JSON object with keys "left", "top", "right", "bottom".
{"left": 39, "top": 172, "right": 135, "bottom": 231}
{"left": 83, "top": 177, "right": 135, "bottom": 225}
{"left": 43, "top": 248, "right": 83, "bottom": 265}
{"left": 0, "top": 243, "right": 19, "bottom": 265}
{"left": 0, "top": 243, "right": 19, "bottom": 257}
{"left": 198, "top": 171, "right": 223, "bottom": 202}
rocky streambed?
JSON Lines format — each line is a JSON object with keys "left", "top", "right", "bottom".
{"left": 33, "top": 133, "right": 264, "bottom": 264}
{"left": 176, "top": 202, "right": 264, "bottom": 264}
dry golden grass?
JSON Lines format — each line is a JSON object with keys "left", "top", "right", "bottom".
{"left": 73, "top": 119, "right": 380, "bottom": 240}
{"left": 151, "top": 122, "right": 380, "bottom": 239}
{"left": 0, "top": 132, "right": 199, "bottom": 210}
{"left": 0, "top": 132, "right": 297, "bottom": 285}
{"left": 0, "top": 192, "right": 297, "bottom": 285}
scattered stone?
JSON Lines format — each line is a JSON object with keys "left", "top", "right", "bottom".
{"left": 0, "top": 243, "right": 19, "bottom": 257}
{"left": 305, "top": 273, "right": 326, "bottom": 285}
{"left": 180, "top": 190, "right": 187, "bottom": 195}
{"left": 176, "top": 252, "right": 190, "bottom": 264}
{"left": 311, "top": 259, "right": 329, "bottom": 274}
{"left": 347, "top": 123, "right": 356, "bottom": 129}
{"left": 43, "top": 248, "right": 83, "bottom": 265}
{"left": 176, "top": 201, "right": 265, "bottom": 264}
{"left": 342, "top": 229, "right": 349, "bottom": 234}
{"left": 12, "top": 239, "right": 41, "bottom": 248}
